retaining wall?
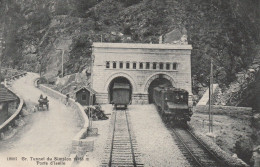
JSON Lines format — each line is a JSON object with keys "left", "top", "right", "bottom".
{"left": 38, "top": 84, "right": 92, "bottom": 157}
{"left": 194, "top": 105, "right": 252, "bottom": 119}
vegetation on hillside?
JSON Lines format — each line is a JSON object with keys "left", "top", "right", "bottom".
{"left": 0, "top": 0, "right": 259, "bottom": 99}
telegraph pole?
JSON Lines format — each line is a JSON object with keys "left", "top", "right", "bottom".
{"left": 55, "top": 38, "right": 71, "bottom": 78}
{"left": 208, "top": 58, "right": 214, "bottom": 133}
{"left": 56, "top": 49, "right": 65, "bottom": 77}
{"left": 0, "top": 34, "right": 3, "bottom": 85}
{"left": 210, "top": 58, "right": 214, "bottom": 132}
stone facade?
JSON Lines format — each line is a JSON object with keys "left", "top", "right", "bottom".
{"left": 91, "top": 42, "right": 192, "bottom": 104}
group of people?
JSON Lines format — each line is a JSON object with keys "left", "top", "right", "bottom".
{"left": 39, "top": 94, "right": 49, "bottom": 102}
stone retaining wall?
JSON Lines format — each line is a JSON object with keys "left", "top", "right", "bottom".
{"left": 194, "top": 105, "right": 252, "bottom": 119}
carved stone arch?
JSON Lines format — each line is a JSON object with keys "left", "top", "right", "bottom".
{"left": 144, "top": 73, "right": 176, "bottom": 93}
{"left": 104, "top": 72, "right": 137, "bottom": 92}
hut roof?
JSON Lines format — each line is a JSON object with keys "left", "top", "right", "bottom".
{"left": 75, "top": 86, "right": 97, "bottom": 95}
{"left": 0, "top": 85, "right": 18, "bottom": 102}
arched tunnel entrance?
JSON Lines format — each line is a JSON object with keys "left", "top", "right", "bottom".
{"left": 108, "top": 77, "right": 132, "bottom": 104}
{"left": 148, "top": 78, "right": 172, "bottom": 103}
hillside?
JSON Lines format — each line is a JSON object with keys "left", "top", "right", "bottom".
{"left": 0, "top": 0, "right": 259, "bottom": 108}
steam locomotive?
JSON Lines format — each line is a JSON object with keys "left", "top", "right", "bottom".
{"left": 153, "top": 85, "right": 192, "bottom": 124}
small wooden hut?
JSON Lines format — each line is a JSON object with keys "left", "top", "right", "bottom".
{"left": 75, "top": 87, "right": 96, "bottom": 106}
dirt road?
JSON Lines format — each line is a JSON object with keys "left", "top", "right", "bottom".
{"left": 0, "top": 73, "right": 81, "bottom": 167}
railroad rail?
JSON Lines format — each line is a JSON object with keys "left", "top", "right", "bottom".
{"left": 101, "top": 109, "right": 143, "bottom": 167}
{"left": 171, "top": 127, "right": 227, "bottom": 167}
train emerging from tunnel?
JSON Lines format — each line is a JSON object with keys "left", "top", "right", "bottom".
{"left": 153, "top": 85, "right": 192, "bottom": 124}
{"left": 112, "top": 82, "right": 131, "bottom": 109}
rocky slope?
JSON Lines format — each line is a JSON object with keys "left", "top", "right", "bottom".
{"left": 0, "top": 0, "right": 259, "bottom": 106}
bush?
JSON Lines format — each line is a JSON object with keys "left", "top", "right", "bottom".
{"left": 38, "top": 77, "right": 48, "bottom": 84}
{"left": 235, "top": 136, "right": 253, "bottom": 164}
{"left": 71, "top": 0, "right": 97, "bottom": 18}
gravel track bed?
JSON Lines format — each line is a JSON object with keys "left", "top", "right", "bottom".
{"left": 190, "top": 111, "right": 251, "bottom": 167}
{"left": 189, "top": 128, "right": 249, "bottom": 167}
{"left": 128, "top": 104, "right": 190, "bottom": 167}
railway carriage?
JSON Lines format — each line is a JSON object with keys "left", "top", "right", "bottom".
{"left": 153, "top": 85, "right": 192, "bottom": 124}
{"left": 112, "top": 83, "right": 131, "bottom": 109}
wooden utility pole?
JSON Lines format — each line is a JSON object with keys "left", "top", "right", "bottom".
{"left": 56, "top": 49, "right": 65, "bottom": 77}
{"left": 208, "top": 77, "right": 211, "bottom": 133}
{"left": 0, "top": 34, "right": 3, "bottom": 85}
{"left": 209, "top": 58, "right": 214, "bottom": 133}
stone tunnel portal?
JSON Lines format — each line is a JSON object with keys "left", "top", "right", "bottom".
{"left": 91, "top": 42, "right": 192, "bottom": 104}
{"left": 108, "top": 76, "right": 132, "bottom": 104}
{"left": 148, "top": 78, "right": 172, "bottom": 103}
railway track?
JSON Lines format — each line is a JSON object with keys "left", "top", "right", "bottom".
{"left": 101, "top": 109, "right": 143, "bottom": 167}
{"left": 171, "top": 127, "right": 227, "bottom": 167}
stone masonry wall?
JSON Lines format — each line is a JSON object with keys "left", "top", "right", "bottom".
{"left": 194, "top": 105, "right": 252, "bottom": 119}
{"left": 92, "top": 43, "right": 192, "bottom": 104}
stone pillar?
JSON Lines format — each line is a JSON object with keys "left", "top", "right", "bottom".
{"left": 130, "top": 62, "right": 133, "bottom": 69}
{"left": 170, "top": 63, "right": 173, "bottom": 70}
{"left": 109, "top": 61, "right": 112, "bottom": 69}
{"left": 96, "top": 93, "right": 109, "bottom": 104}
{"left": 156, "top": 62, "right": 159, "bottom": 69}
{"left": 116, "top": 61, "right": 120, "bottom": 69}
{"left": 132, "top": 93, "right": 149, "bottom": 104}
{"left": 142, "top": 94, "right": 149, "bottom": 104}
